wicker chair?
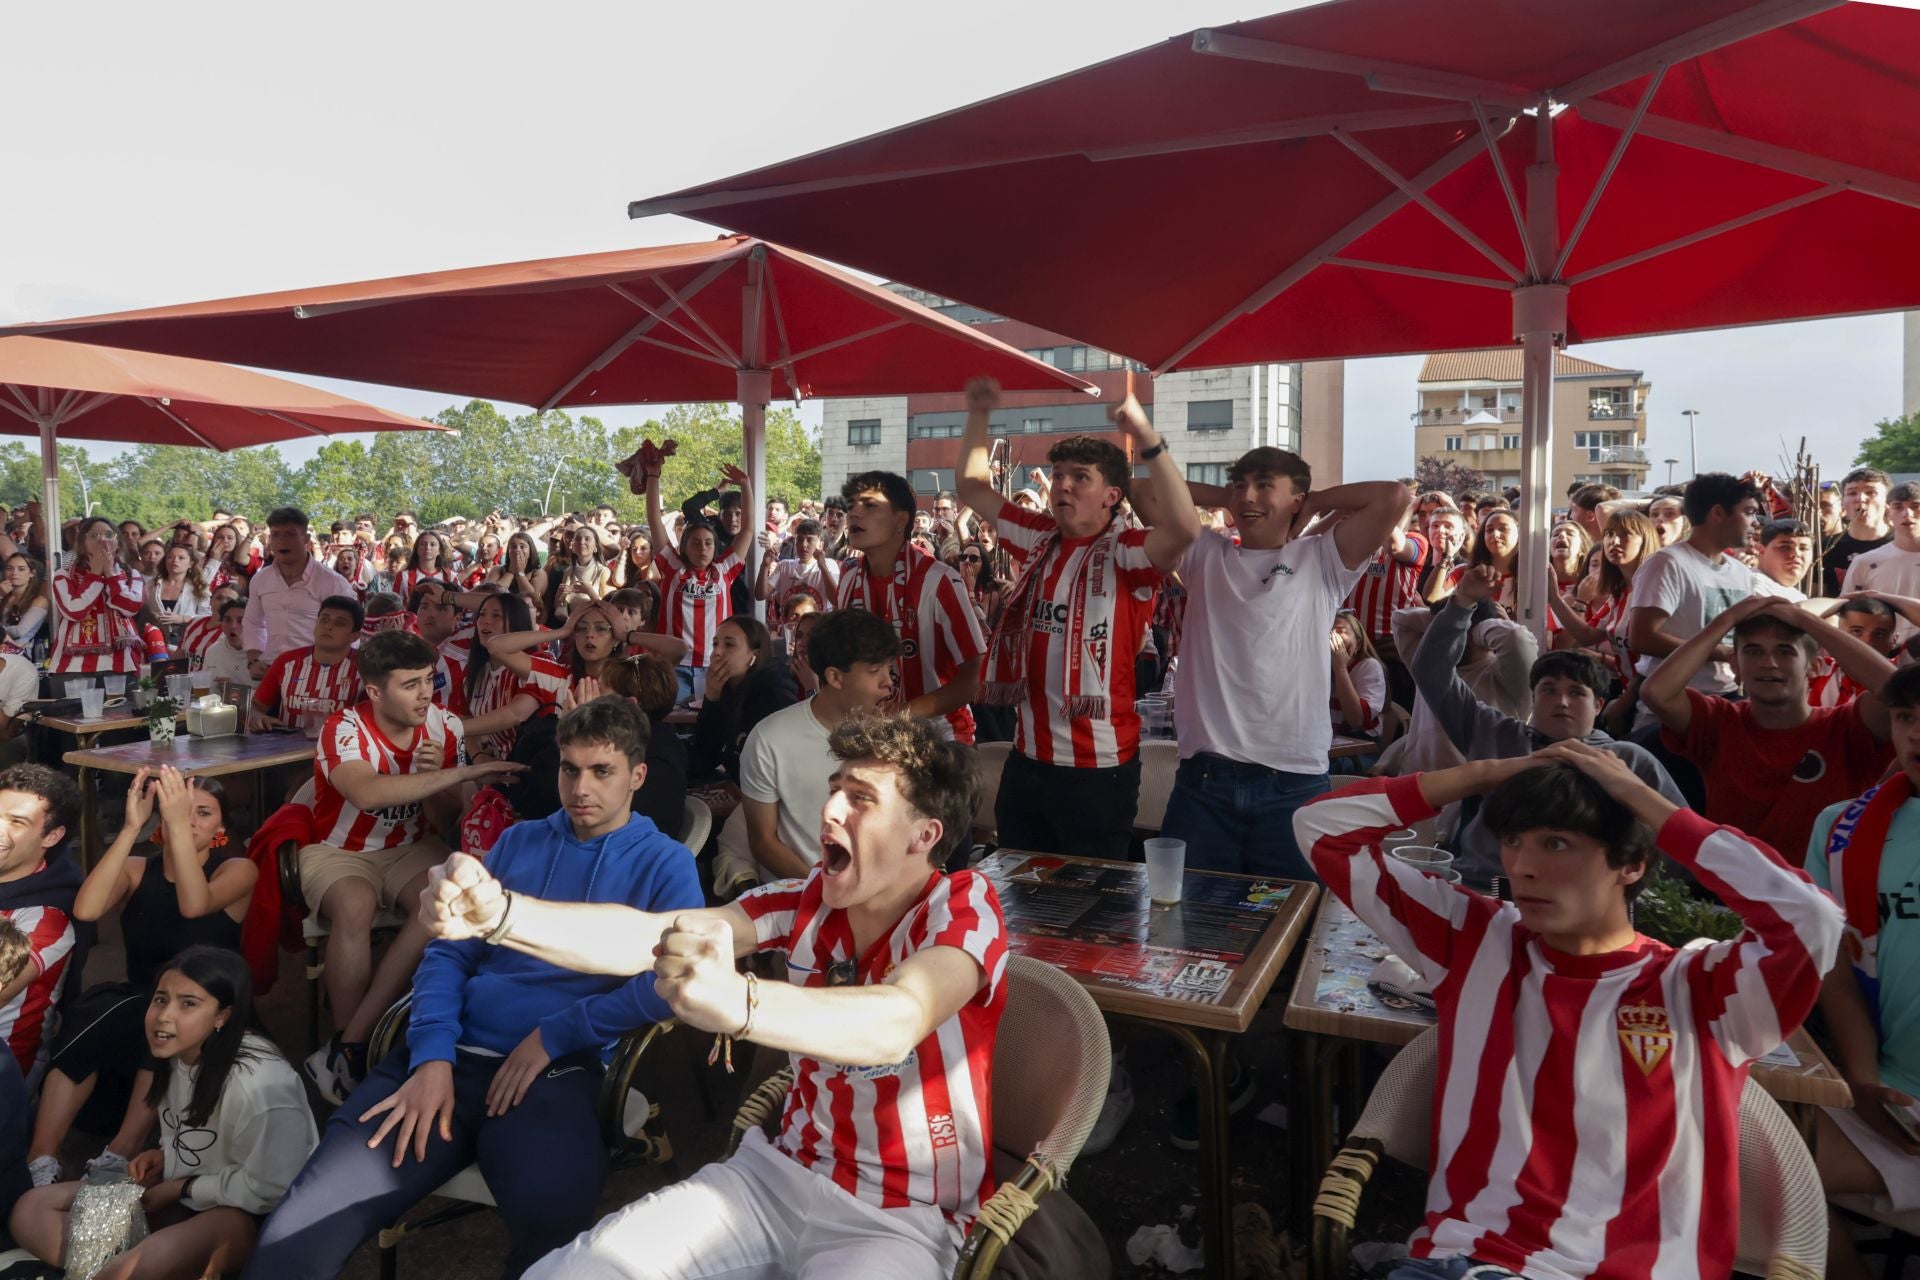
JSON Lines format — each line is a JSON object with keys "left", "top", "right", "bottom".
{"left": 727, "top": 954, "right": 1110, "bottom": 1279}
{"left": 365, "top": 994, "right": 678, "bottom": 1280}
{"left": 1311, "top": 1028, "right": 1827, "bottom": 1280}
{"left": 678, "top": 794, "right": 713, "bottom": 852}
{"left": 1132, "top": 739, "right": 1179, "bottom": 833}
{"left": 279, "top": 838, "right": 409, "bottom": 1046}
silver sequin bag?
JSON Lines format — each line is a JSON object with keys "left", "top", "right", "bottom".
{"left": 61, "top": 1168, "right": 149, "bottom": 1280}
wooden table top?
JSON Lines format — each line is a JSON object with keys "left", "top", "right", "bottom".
{"left": 1284, "top": 896, "right": 1851, "bottom": 1109}
{"left": 65, "top": 732, "right": 316, "bottom": 778}
{"left": 1330, "top": 736, "right": 1374, "bottom": 760}
{"left": 976, "top": 850, "right": 1319, "bottom": 1034}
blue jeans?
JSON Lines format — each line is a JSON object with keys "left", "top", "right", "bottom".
{"left": 1386, "top": 1260, "right": 1523, "bottom": 1280}
{"left": 1160, "top": 754, "right": 1328, "bottom": 881}
{"left": 674, "top": 664, "right": 708, "bottom": 705}
{"left": 244, "top": 1048, "right": 607, "bottom": 1280}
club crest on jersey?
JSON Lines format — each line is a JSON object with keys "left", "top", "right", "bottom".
{"left": 1617, "top": 1003, "right": 1673, "bottom": 1076}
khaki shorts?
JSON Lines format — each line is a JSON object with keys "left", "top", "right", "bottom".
{"left": 300, "top": 838, "right": 450, "bottom": 917}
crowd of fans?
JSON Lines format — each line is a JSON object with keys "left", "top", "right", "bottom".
{"left": 0, "top": 389, "right": 1913, "bottom": 1279}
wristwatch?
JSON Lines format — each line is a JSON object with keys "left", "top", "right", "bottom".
{"left": 1138, "top": 438, "right": 1169, "bottom": 462}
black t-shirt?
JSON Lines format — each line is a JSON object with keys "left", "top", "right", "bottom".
{"left": 1822, "top": 531, "right": 1892, "bottom": 595}
{"left": 634, "top": 715, "right": 690, "bottom": 842}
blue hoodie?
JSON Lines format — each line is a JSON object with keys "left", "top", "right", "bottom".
{"left": 407, "top": 809, "right": 703, "bottom": 1070}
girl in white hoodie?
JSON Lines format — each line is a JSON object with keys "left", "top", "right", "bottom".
{"left": 7, "top": 946, "right": 316, "bottom": 1278}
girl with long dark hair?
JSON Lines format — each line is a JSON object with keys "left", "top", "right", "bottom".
{"left": 462, "top": 592, "right": 569, "bottom": 759}
{"left": 0, "top": 553, "right": 49, "bottom": 658}
{"left": 390, "top": 530, "right": 456, "bottom": 605}
{"left": 688, "top": 616, "right": 796, "bottom": 783}
{"left": 8, "top": 947, "right": 315, "bottom": 1277}
{"left": 26, "top": 769, "right": 256, "bottom": 1188}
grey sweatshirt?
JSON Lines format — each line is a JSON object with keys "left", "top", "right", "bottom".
{"left": 1410, "top": 599, "right": 1687, "bottom": 885}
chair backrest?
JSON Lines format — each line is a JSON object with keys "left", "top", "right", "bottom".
{"left": 972, "top": 741, "right": 1012, "bottom": 837}
{"left": 679, "top": 795, "right": 713, "bottom": 852}
{"left": 1348, "top": 1027, "right": 1437, "bottom": 1167}
{"left": 1132, "top": 740, "right": 1180, "bottom": 832}
{"left": 1734, "top": 1076, "right": 1827, "bottom": 1276}
{"left": 989, "top": 955, "right": 1111, "bottom": 1179}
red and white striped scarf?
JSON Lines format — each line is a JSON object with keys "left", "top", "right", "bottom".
{"left": 982, "top": 519, "right": 1122, "bottom": 720}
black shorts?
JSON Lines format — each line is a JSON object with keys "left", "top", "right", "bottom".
{"left": 47, "top": 983, "right": 155, "bottom": 1133}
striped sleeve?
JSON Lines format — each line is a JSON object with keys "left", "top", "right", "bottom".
{"left": 737, "top": 874, "right": 814, "bottom": 951}
{"left": 917, "top": 871, "right": 1008, "bottom": 1004}
{"left": 927, "top": 566, "right": 987, "bottom": 664}
{"left": 316, "top": 710, "right": 371, "bottom": 782}
{"left": 1293, "top": 775, "right": 1496, "bottom": 989}
{"left": 50, "top": 570, "right": 103, "bottom": 618}
{"left": 521, "top": 656, "right": 571, "bottom": 710}
{"left": 1659, "top": 809, "right": 1844, "bottom": 1067}
{"left": 253, "top": 651, "right": 294, "bottom": 714}
{"left": 991, "top": 500, "right": 1055, "bottom": 564}
{"left": 1115, "top": 527, "right": 1162, "bottom": 599}
{"left": 104, "top": 570, "right": 146, "bottom": 615}
{"left": 7, "top": 905, "right": 73, "bottom": 977}
{"left": 716, "top": 551, "right": 745, "bottom": 585}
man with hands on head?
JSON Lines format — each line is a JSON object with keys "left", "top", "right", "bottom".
{"left": 422, "top": 713, "right": 1006, "bottom": 1279}
{"left": 245, "top": 696, "right": 702, "bottom": 1280}
{"left": 1641, "top": 593, "right": 1895, "bottom": 864}
{"left": 1294, "top": 741, "right": 1841, "bottom": 1280}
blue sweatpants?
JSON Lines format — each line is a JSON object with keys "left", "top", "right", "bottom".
{"left": 242, "top": 1047, "right": 608, "bottom": 1280}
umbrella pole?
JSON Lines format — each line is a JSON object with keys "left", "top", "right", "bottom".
{"left": 738, "top": 368, "right": 772, "bottom": 623}
{"left": 38, "top": 416, "right": 61, "bottom": 564}
{"left": 1513, "top": 108, "right": 1568, "bottom": 646}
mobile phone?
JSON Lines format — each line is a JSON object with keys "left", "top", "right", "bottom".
{"left": 1887, "top": 1099, "right": 1920, "bottom": 1143}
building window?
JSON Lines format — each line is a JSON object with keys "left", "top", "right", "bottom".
{"left": 909, "top": 418, "right": 961, "bottom": 439}
{"left": 1501, "top": 434, "right": 1520, "bottom": 450}
{"left": 1187, "top": 399, "right": 1233, "bottom": 432}
{"left": 1574, "top": 430, "right": 1626, "bottom": 462}
{"left": 1188, "top": 462, "right": 1228, "bottom": 485}
{"left": 847, "top": 419, "right": 881, "bottom": 447}
{"left": 1443, "top": 435, "right": 1463, "bottom": 451}
{"left": 1021, "top": 417, "right": 1052, "bottom": 435}
{"left": 1589, "top": 386, "right": 1632, "bottom": 419}
{"left": 909, "top": 468, "right": 955, "bottom": 495}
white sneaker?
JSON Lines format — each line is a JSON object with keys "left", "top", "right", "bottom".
{"left": 85, "top": 1150, "right": 130, "bottom": 1179}
{"left": 304, "top": 1042, "right": 347, "bottom": 1106}
{"left": 1078, "top": 1064, "right": 1134, "bottom": 1157}
{"left": 26, "top": 1155, "right": 59, "bottom": 1188}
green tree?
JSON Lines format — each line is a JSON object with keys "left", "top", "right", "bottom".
{"left": 1855, "top": 413, "right": 1920, "bottom": 472}
{"left": 1414, "top": 455, "right": 1489, "bottom": 496}
{"left": 608, "top": 403, "right": 821, "bottom": 516}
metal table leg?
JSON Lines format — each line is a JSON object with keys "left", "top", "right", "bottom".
{"left": 73, "top": 730, "right": 98, "bottom": 868}
{"left": 1158, "top": 1022, "right": 1236, "bottom": 1280}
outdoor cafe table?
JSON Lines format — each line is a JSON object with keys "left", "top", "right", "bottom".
{"left": 974, "top": 849, "right": 1319, "bottom": 1280}
{"left": 1329, "top": 735, "right": 1374, "bottom": 761}
{"left": 45, "top": 707, "right": 183, "bottom": 865}
{"left": 1283, "top": 897, "right": 1852, "bottom": 1185}
{"left": 64, "top": 732, "right": 318, "bottom": 864}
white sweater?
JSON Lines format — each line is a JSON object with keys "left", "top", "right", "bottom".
{"left": 162, "top": 1034, "right": 317, "bottom": 1215}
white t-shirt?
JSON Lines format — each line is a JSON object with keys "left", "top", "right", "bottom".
{"left": 199, "top": 637, "right": 254, "bottom": 688}
{"left": 1174, "top": 528, "right": 1364, "bottom": 774}
{"left": 1749, "top": 574, "right": 1808, "bottom": 603}
{"left": 1842, "top": 541, "right": 1920, "bottom": 645}
{"left": 0, "top": 653, "right": 37, "bottom": 717}
{"left": 737, "top": 698, "right": 834, "bottom": 881}
{"left": 1631, "top": 542, "right": 1756, "bottom": 723}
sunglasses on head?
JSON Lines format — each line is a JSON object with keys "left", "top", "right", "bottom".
{"left": 961, "top": 553, "right": 982, "bottom": 562}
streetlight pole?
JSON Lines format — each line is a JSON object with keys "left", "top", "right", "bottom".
{"left": 1681, "top": 410, "right": 1700, "bottom": 480}
{"left": 1664, "top": 457, "right": 1678, "bottom": 486}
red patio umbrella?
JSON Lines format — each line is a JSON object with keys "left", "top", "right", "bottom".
{"left": 7, "top": 237, "right": 1098, "bottom": 541}
{"left": 620, "top": 0, "right": 1920, "bottom": 633}
{"left": 0, "top": 335, "right": 443, "bottom": 555}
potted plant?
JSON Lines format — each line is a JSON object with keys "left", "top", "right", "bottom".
{"left": 145, "top": 693, "right": 179, "bottom": 745}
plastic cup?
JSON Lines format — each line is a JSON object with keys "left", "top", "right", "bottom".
{"left": 78, "top": 687, "right": 105, "bottom": 720}
{"left": 1381, "top": 829, "right": 1420, "bottom": 852}
{"left": 1430, "top": 867, "right": 1464, "bottom": 885}
{"left": 101, "top": 674, "right": 126, "bottom": 695}
{"left": 167, "top": 674, "right": 193, "bottom": 705}
{"left": 1391, "top": 845, "right": 1457, "bottom": 876}
{"left": 1145, "top": 837, "right": 1186, "bottom": 904}
{"left": 64, "top": 676, "right": 93, "bottom": 700}
{"left": 190, "top": 669, "right": 213, "bottom": 694}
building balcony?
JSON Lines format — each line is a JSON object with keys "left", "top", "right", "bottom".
{"left": 1591, "top": 445, "right": 1650, "bottom": 466}
{"left": 1418, "top": 406, "right": 1521, "bottom": 425}
{"left": 1586, "top": 402, "right": 1645, "bottom": 421}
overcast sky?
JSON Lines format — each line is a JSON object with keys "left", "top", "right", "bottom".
{"left": 1, "top": 1, "right": 1908, "bottom": 485}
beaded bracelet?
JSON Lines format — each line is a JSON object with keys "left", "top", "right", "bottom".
{"left": 708, "top": 971, "right": 760, "bottom": 1074}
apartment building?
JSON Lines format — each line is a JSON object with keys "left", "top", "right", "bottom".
{"left": 818, "top": 285, "right": 1344, "bottom": 504}
{"left": 1414, "top": 350, "right": 1653, "bottom": 495}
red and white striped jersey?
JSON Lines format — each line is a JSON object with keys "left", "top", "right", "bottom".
{"left": 767, "top": 558, "right": 841, "bottom": 625}
{"left": 1295, "top": 776, "right": 1844, "bottom": 1280}
{"left": 390, "top": 567, "right": 454, "bottom": 606}
{"left": 994, "top": 503, "right": 1161, "bottom": 769}
{"left": 312, "top": 703, "right": 466, "bottom": 852}
{"left": 180, "top": 615, "right": 223, "bottom": 667}
{"left": 433, "top": 653, "right": 468, "bottom": 716}
{"left": 50, "top": 566, "right": 146, "bottom": 674}
{"left": 837, "top": 546, "right": 988, "bottom": 743}
{"left": 0, "top": 903, "right": 76, "bottom": 1072}
{"left": 655, "top": 544, "right": 744, "bottom": 667}
{"left": 252, "top": 646, "right": 362, "bottom": 724}
{"left": 737, "top": 867, "right": 1008, "bottom": 1230}
{"left": 1344, "top": 532, "right": 1427, "bottom": 641}
{"left": 466, "top": 654, "right": 568, "bottom": 757}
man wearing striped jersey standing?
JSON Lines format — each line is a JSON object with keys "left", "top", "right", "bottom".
{"left": 301, "top": 630, "right": 526, "bottom": 1104}
{"left": 421, "top": 713, "right": 1005, "bottom": 1279}
{"left": 1295, "top": 742, "right": 1841, "bottom": 1280}
{"left": 958, "top": 377, "right": 1199, "bottom": 857}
